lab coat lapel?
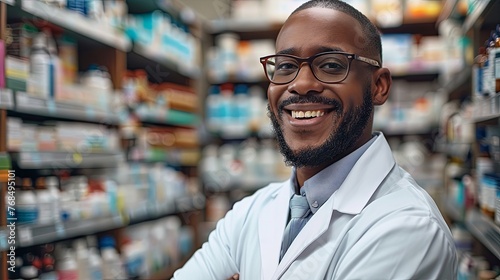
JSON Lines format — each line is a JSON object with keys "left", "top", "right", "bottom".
{"left": 259, "top": 181, "right": 290, "bottom": 280}
{"left": 272, "top": 194, "right": 334, "bottom": 279}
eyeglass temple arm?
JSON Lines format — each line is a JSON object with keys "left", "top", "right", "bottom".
{"left": 355, "top": 55, "right": 380, "bottom": 67}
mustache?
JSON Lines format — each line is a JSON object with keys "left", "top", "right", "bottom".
{"left": 278, "top": 96, "right": 342, "bottom": 113}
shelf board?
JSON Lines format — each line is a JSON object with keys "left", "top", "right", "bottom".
{"left": 122, "top": 195, "right": 204, "bottom": 225}
{"left": 465, "top": 209, "right": 500, "bottom": 260}
{"left": 15, "top": 0, "right": 131, "bottom": 51}
{"left": 13, "top": 92, "right": 120, "bottom": 124}
{"left": 10, "top": 151, "right": 123, "bottom": 169}
{"left": 474, "top": 113, "right": 500, "bottom": 125}
{"left": 4, "top": 195, "right": 204, "bottom": 249}
{"left": 130, "top": 43, "right": 200, "bottom": 80}
{"left": 0, "top": 89, "right": 14, "bottom": 109}
{"left": 16, "top": 215, "right": 124, "bottom": 248}
{"left": 0, "top": 0, "right": 14, "bottom": 6}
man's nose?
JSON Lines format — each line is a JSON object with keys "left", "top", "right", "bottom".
{"left": 287, "top": 63, "right": 323, "bottom": 95}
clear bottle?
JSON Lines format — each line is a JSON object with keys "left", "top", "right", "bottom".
{"left": 100, "top": 236, "right": 127, "bottom": 279}
{"left": 206, "top": 85, "right": 222, "bottom": 133}
{"left": 46, "top": 176, "right": 61, "bottom": 224}
{"left": 233, "top": 84, "right": 250, "bottom": 136}
{"left": 35, "top": 177, "right": 54, "bottom": 225}
{"left": 88, "top": 247, "right": 103, "bottom": 280}
{"left": 29, "top": 32, "right": 51, "bottom": 98}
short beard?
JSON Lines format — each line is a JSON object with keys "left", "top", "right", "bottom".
{"left": 269, "top": 86, "right": 373, "bottom": 168}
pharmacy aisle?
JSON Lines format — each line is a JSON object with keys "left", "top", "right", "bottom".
{"left": 0, "top": 0, "right": 204, "bottom": 279}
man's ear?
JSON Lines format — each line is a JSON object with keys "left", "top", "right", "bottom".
{"left": 372, "top": 68, "right": 392, "bottom": 106}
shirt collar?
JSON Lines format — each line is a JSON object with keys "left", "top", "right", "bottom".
{"left": 289, "top": 134, "right": 378, "bottom": 214}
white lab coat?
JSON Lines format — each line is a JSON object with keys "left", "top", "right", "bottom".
{"left": 173, "top": 133, "right": 457, "bottom": 280}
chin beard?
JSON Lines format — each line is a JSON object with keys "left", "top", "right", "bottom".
{"left": 269, "top": 87, "right": 373, "bottom": 168}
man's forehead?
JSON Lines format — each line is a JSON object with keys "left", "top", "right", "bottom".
{"left": 276, "top": 7, "right": 365, "bottom": 54}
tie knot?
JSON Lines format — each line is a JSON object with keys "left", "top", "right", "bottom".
{"left": 289, "top": 194, "right": 310, "bottom": 219}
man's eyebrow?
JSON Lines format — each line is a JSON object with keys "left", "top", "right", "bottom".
{"left": 276, "top": 48, "right": 296, "bottom": 55}
{"left": 275, "top": 46, "right": 346, "bottom": 55}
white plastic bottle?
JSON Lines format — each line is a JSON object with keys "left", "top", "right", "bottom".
{"left": 56, "top": 249, "right": 78, "bottom": 280}
{"left": 35, "top": 177, "right": 54, "bottom": 225}
{"left": 28, "top": 32, "right": 51, "bottom": 98}
{"left": 45, "top": 176, "right": 61, "bottom": 224}
{"left": 88, "top": 247, "right": 103, "bottom": 280}
{"left": 73, "top": 238, "right": 90, "bottom": 280}
{"left": 100, "top": 236, "right": 127, "bottom": 279}
{"left": 17, "top": 178, "right": 38, "bottom": 224}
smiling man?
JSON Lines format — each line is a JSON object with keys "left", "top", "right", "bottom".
{"left": 172, "top": 1, "right": 457, "bottom": 279}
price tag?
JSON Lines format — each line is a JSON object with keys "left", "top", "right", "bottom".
{"left": 18, "top": 226, "right": 33, "bottom": 246}
{"left": 55, "top": 222, "right": 65, "bottom": 237}
{"left": 16, "top": 92, "right": 29, "bottom": 108}
{"left": 0, "top": 89, "right": 13, "bottom": 109}
{"left": 85, "top": 107, "right": 95, "bottom": 119}
{"left": 0, "top": 229, "right": 7, "bottom": 250}
{"left": 31, "top": 152, "right": 42, "bottom": 165}
{"left": 47, "top": 99, "right": 56, "bottom": 114}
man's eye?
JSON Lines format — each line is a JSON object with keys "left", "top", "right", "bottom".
{"left": 276, "top": 62, "right": 298, "bottom": 70}
{"left": 319, "top": 62, "right": 346, "bottom": 73}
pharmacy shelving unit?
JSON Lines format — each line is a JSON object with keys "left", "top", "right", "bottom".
{"left": 0, "top": 0, "right": 204, "bottom": 279}
{"left": 438, "top": 0, "right": 500, "bottom": 268}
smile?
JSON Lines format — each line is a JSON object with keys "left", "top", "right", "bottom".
{"left": 290, "top": 110, "right": 326, "bottom": 119}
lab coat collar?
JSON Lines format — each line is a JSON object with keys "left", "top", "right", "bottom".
{"left": 272, "top": 132, "right": 395, "bottom": 279}
{"left": 331, "top": 132, "right": 395, "bottom": 214}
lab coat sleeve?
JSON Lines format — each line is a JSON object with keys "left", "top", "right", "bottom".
{"left": 171, "top": 196, "right": 248, "bottom": 280}
{"left": 332, "top": 213, "right": 457, "bottom": 280}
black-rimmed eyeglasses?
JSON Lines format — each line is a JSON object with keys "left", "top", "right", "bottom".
{"left": 259, "top": 51, "right": 381, "bottom": 85}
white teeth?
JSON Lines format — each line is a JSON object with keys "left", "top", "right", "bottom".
{"left": 291, "top": 110, "right": 326, "bottom": 119}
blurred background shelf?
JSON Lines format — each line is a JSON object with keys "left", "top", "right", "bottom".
{"left": 136, "top": 108, "right": 199, "bottom": 127}
{"left": 465, "top": 209, "right": 500, "bottom": 260}
{"left": 129, "top": 43, "right": 200, "bottom": 80}
{"left": 10, "top": 0, "right": 131, "bottom": 51}
{"left": 9, "top": 151, "right": 124, "bottom": 169}
{"left": 12, "top": 92, "right": 120, "bottom": 124}
{"left": 12, "top": 194, "right": 204, "bottom": 248}
{"left": 16, "top": 215, "right": 124, "bottom": 248}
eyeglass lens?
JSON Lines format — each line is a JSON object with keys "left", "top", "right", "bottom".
{"left": 265, "top": 53, "right": 350, "bottom": 84}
